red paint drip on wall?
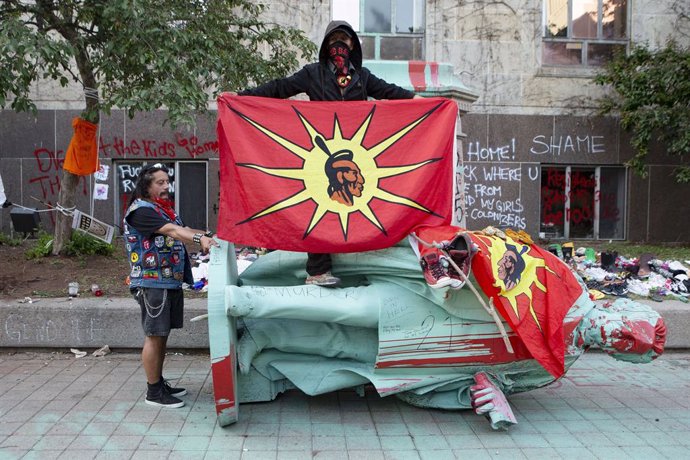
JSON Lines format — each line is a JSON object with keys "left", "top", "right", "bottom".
{"left": 429, "top": 62, "right": 439, "bottom": 87}
{"left": 408, "top": 61, "right": 440, "bottom": 92}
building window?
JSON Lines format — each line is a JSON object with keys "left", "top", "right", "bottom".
{"left": 540, "top": 166, "right": 626, "bottom": 239}
{"left": 115, "top": 161, "right": 208, "bottom": 232}
{"left": 542, "top": 0, "right": 628, "bottom": 66}
{"left": 332, "top": 0, "right": 425, "bottom": 60}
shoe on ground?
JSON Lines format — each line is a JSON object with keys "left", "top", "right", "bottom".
{"left": 305, "top": 271, "right": 341, "bottom": 287}
{"left": 420, "top": 253, "right": 453, "bottom": 289}
{"left": 145, "top": 389, "right": 185, "bottom": 408}
{"left": 163, "top": 379, "right": 187, "bottom": 397}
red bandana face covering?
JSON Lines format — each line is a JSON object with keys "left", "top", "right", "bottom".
{"left": 328, "top": 41, "right": 352, "bottom": 88}
{"left": 152, "top": 197, "right": 177, "bottom": 221}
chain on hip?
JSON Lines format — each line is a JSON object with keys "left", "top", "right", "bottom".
{"left": 140, "top": 288, "right": 167, "bottom": 319}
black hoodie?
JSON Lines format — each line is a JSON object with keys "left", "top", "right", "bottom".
{"left": 240, "top": 20, "right": 415, "bottom": 102}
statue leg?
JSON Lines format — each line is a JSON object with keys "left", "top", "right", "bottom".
{"left": 471, "top": 372, "right": 517, "bottom": 430}
{"left": 226, "top": 284, "right": 380, "bottom": 328}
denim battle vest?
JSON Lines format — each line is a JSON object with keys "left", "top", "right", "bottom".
{"left": 124, "top": 199, "right": 188, "bottom": 289}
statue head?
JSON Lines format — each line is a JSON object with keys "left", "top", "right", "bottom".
{"left": 579, "top": 299, "right": 666, "bottom": 364}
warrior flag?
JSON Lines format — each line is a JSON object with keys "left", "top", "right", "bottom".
{"left": 216, "top": 94, "right": 457, "bottom": 253}
{"left": 468, "top": 232, "right": 584, "bottom": 378}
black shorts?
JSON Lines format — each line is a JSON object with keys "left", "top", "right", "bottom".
{"left": 132, "top": 288, "right": 184, "bottom": 336}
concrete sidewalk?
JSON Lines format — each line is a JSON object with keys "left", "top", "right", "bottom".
{"left": 0, "top": 296, "right": 688, "bottom": 349}
{"left": 0, "top": 350, "right": 689, "bottom": 459}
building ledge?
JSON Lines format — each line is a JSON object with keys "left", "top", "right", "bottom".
{"left": 364, "top": 60, "right": 478, "bottom": 112}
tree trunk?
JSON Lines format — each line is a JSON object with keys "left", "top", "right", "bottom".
{"left": 51, "top": 170, "right": 80, "bottom": 255}
{"left": 47, "top": 7, "right": 99, "bottom": 255}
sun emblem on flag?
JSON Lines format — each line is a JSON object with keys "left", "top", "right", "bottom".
{"left": 231, "top": 103, "right": 444, "bottom": 240}
{"left": 473, "top": 234, "right": 555, "bottom": 331}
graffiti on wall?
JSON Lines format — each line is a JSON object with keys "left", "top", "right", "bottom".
{"left": 461, "top": 130, "right": 619, "bottom": 232}
{"left": 29, "top": 147, "right": 88, "bottom": 225}
{"left": 530, "top": 135, "right": 605, "bottom": 156}
{"left": 541, "top": 168, "right": 622, "bottom": 236}
{"left": 461, "top": 138, "right": 537, "bottom": 230}
{"left": 98, "top": 133, "right": 218, "bottom": 159}
{"left": 24, "top": 132, "right": 216, "bottom": 228}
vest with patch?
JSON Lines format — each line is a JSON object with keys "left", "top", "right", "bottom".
{"left": 124, "top": 199, "right": 188, "bottom": 289}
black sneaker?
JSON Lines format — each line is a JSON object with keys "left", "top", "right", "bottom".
{"left": 145, "top": 388, "right": 185, "bottom": 408}
{"left": 163, "top": 379, "right": 187, "bottom": 397}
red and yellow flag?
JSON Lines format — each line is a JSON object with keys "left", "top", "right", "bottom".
{"left": 468, "top": 233, "right": 583, "bottom": 378}
{"left": 216, "top": 94, "right": 457, "bottom": 252}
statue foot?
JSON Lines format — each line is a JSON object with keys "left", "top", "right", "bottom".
{"left": 237, "top": 332, "right": 260, "bottom": 375}
{"left": 471, "top": 372, "right": 517, "bottom": 430}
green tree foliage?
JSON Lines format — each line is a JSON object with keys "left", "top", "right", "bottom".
{"left": 0, "top": 0, "right": 317, "bottom": 126}
{"left": 595, "top": 41, "right": 690, "bottom": 183}
{"left": 0, "top": 0, "right": 317, "bottom": 254}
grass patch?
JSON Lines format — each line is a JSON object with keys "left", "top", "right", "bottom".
{"left": 589, "top": 242, "right": 690, "bottom": 261}
{"left": 0, "top": 233, "right": 23, "bottom": 246}
{"left": 25, "top": 230, "right": 115, "bottom": 259}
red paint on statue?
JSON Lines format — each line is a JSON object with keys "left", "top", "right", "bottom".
{"left": 211, "top": 352, "right": 236, "bottom": 414}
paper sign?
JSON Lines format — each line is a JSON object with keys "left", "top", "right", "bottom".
{"left": 94, "top": 164, "right": 110, "bottom": 181}
{"left": 94, "top": 183, "right": 109, "bottom": 200}
{"left": 71, "top": 210, "right": 114, "bottom": 244}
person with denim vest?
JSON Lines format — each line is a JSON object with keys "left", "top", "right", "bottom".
{"left": 234, "top": 20, "right": 421, "bottom": 287}
{"left": 124, "top": 163, "right": 218, "bottom": 408}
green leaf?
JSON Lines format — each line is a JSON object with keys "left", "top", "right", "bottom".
{"left": 595, "top": 40, "right": 690, "bottom": 183}
{"left": 0, "top": 0, "right": 316, "bottom": 128}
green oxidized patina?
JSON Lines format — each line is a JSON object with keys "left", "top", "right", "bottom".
{"left": 207, "top": 241, "right": 666, "bottom": 429}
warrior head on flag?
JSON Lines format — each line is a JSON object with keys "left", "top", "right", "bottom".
{"left": 317, "top": 136, "right": 365, "bottom": 207}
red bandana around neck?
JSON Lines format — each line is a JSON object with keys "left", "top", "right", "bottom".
{"left": 152, "top": 198, "right": 177, "bottom": 221}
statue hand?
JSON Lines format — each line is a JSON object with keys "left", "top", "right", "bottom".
{"left": 471, "top": 372, "right": 518, "bottom": 430}
{"left": 470, "top": 384, "right": 496, "bottom": 415}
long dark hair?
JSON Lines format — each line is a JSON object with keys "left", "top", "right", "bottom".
{"left": 127, "top": 163, "right": 170, "bottom": 208}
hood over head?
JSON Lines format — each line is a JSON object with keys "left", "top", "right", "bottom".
{"left": 319, "top": 20, "right": 362, "bottom": 70}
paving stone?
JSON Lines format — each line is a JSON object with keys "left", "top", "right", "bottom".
{"left": 0, "top": 350, "right": 686, "bottom": 458}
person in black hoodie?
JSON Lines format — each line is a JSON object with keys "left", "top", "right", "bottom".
{"left": 238, "top": 20, "right": 420, "bottom": 287}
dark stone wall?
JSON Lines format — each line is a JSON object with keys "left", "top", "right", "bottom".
{"left": 459, "top": 113, "right": 688, "bottom": 242}
{"left": 1, "top": 109, "right": 687, "bottom": 242}
{"left": 0, "top": 109, "right": 219, "bottom": 235}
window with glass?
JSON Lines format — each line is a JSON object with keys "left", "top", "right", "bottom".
{"left": 540, "top": 166, "right": 626, "bottom": 239}
{"left": 543, "top": 0, "right": 628, "bottom": 66}
{"left": 332, "top": 0, "right": 425, "bottom": 60}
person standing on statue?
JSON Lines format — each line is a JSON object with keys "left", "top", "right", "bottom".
{"left": 124, "top": 163, "right": 218, "bottom": 408}
{"left": 234, "top": 20, "right": 421, "bottom": 287}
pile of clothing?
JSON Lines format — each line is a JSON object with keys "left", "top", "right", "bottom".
{"left": 187, "top": 252, "right": 210, "bottom": 291}
{"left": 236, "top": 247, "right": 269, "bottom": 275}
{"left": 548, "top": 244, "right": 690, "bottom": 303}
